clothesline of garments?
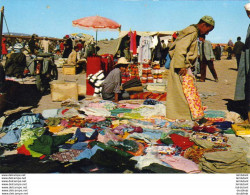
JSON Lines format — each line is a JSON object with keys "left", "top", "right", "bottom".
{"left": 124, "top": 31, "right": 168, "bottom": 64}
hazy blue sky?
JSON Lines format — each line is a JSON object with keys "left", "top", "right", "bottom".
{"left": 1, "top": 0, "right": 250, "bottom": 43}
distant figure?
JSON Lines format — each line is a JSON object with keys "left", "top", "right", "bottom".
{"left": 54, "top": 49, "right": 62, "bottom": 60}
{"left": 67, "top": 46, "right": 79, "bottom": 65}
{"left": 227, "top": 39, "right": 234, "bottom": 60}
{"left": 59, "top": 40, "right": 64, "bottom": 53}
{"left": 28, "top": 35, "right": 36, "bottom": 54}
{"left": 235, "top": 3, "right": 250, "bottom": 123}
{"left": 233, "top": 36, "right": 245, "bottom": 70}
{"left": 1, "top": 36, "right": 8, "bottom": 60}
{"left": 41, "top": 37, "right": 50, "bottom": 53}
{"left": 160, "top": 40, "right": 167, "bottom": 66}
{"left": 198, "top": 34, "right": 218, "bottom": 82}
{"left": 76, "top": 40, "right": 84, "bottom": 51}
{"left": 62, "top": 35, "right": 73, "bottom": 58}
{"left": 123, "top": 37, "right": 130, "bottom": 61}
{"left": 214, "top": 44, "right": 221, "bottom": 60}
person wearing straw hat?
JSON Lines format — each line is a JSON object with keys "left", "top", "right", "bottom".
{"left": 234, "top": 3, "right": 250, "bottom": 123}
{"left": 101, "top": 57, "right": 130, "bottom": 102}
{"left": 166, "top": 15, "right": 215, "bottom": 120}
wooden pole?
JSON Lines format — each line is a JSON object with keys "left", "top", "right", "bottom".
{"left": 95, "top": 30, "right": 98, "bottom": 54}
{"left": 0, "top": 6, "right": 4, "bottom": 57}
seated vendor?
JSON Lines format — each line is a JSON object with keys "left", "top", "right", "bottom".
{"left": 67, "top": 46, "right": 79, "bottom": 65}
{"left": 101, "top": 57, "right": 130, "bottom": 102}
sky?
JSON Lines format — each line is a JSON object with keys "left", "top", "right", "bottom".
{"left": 1, "top": 0, "right": 250, "bottom": 43}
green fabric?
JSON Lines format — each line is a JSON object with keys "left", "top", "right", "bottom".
{"left": 46, "top": 117, "right": 61, "bottom": 126}
{"left": 18, "top": 127, "right": 46, "bottom": 147}
{"left": 29, "top": 134, "right": 73, "bottom": 155}
{"left": 89, "top": 141, "right": 133, "bottom": 158}
{"left": 161, "top": 137, "right": 173, "bottom": 145}
{"left": 121, "top": 113, "right": 143, "bottom": 119}
{"left": 24, "top": 139, "right": 43, "bottom": 157}
{"left": 223, "top": 128, "right": 235, "bottom": 134}
{"left": 107, "top": 139, "right": 139, "bottom": 153}
{"left": 111, "top": 108, "right": 132, "bottom": 116}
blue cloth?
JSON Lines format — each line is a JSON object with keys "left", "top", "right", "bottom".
{"left": 60, "top": 142, "right": 88, "bottom": 150}
{"left": 143, "top": 99, "right": 162, "bottom": 105}
{"left": 165, "top": 53, "right": 171, "bottom": 69}
{"left": 75, "top": 145, "right": 104, "bottom": 160}
{"left": 143, "top": 128, "right": 163, "bottom": 140}
{"left": 74, "top": 128, "right": 98, "bottom": 142}
{"left": 0, "top": 128, "right": 22, "bottom": 144}
{"left": 2, "top": 113, "right": 43, "bottom": 133}
{"left": 212, "top": 121, "right": 233, "bottom": 130}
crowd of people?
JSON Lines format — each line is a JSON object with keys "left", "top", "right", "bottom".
{"left": 0, "top": 3, "right": 249, "bottom": 124}
{"left": 0, "top": 34, "right": 96, "bottom": 64}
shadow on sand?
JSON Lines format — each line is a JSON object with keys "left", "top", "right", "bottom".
{"left": 223, "top": 98, "right": 247, "bottom": 120}
{"left": 1, "top": 80, "right": 43, "bottom": 115}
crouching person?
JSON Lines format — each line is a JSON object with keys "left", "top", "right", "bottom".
{"left": 101, "top": 57, "right": 130, "bottom": 102}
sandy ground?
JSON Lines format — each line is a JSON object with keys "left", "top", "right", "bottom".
{"left": 2, "top": 55, "right": 240, "bottom": 116}
{"left": 196, "top": 56, "right": 238, "bottom": 111}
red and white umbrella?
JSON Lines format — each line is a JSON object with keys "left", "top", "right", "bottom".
{"left": 72, "top": 16, "right": 121, "bottom": 50}
{"left": 72, "top": 15, "right": 121, "bottom": 31}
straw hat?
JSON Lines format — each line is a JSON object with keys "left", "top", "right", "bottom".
{"left": 115, "top": 57, "right": 130, "bottom": 66}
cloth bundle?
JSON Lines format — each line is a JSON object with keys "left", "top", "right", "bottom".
{"left": 87, "top": 70, "right": 105, "bottom": 97}
{"left": 182, "top": 74, "right": 204, "bottom": 120}
{"left": 122, "top": 78, "right": 142, "bottom": 90}
{"left": 199, "top": 151, "right": 249, "bottom": 173}
{"left": 130, "top": 92, "right": 166, "bottom": 101}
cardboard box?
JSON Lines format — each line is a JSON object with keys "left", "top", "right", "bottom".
{"left": 63, "top": 65, "right": 76, "bottom": 75}
{"left": 77, "top": 84, "right": 86, "bottom": 96}
{"left": 50, "top": 81, "right": 78, "bottom": 101}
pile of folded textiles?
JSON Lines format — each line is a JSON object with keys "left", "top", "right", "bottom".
{"left": 0, "top": 99, "right": 249, "bottom": 173}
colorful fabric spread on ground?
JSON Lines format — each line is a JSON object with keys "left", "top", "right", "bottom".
{"left": 0, "top": 99, "right": 249, "bottom": 173}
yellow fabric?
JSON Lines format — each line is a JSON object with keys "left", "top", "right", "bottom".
{"left": 48, "top": 126, "right": 65, "bottom": 133}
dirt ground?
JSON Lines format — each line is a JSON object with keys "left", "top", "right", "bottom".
{"left": 2, "top": 55, "right": 241, "bottom": 116}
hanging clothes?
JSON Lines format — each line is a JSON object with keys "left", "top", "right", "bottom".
{"left": 138, "top": 36, "right": 152, "bottom": 63}
{"left": 153, "top": 35, "right": 162, "bottom": 61}
{"left": 128, "top": 31, "right": 137, "bottom": 55}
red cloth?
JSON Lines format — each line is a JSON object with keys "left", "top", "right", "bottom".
{"left": 17, "top": 145, "right": 31, "bottom": 156}
{"left": 1, "top": 38, "right": 8, "bottom": 55}
{"left": 170, "top": 134, "right": 195, "bottom": 150}
{"left": 132, "top": 31, "right": 137, "bottom": 55}
{"left": 76, "top": 43, "right": 83, "bottom": 50}
{"left": 60, "top": 42, "right": 64, "bottom": 52}
{"left": 128, "top": 31, "right": 137, "bottom": 55}
{"left": 101, "top": 54, "right": 114, "bottom": 76}
{"left": 86, "top": 56, "right": 102, "bottom": 95}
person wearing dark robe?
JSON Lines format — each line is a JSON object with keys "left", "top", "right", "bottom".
{"left": 62, "top": 35, "right": 73, "bottom": 58}
{"left": 234, "top": 3, "right": 250, "bottom": 122}
{"left": 28, "top": 35, "right": 36, "bottom": 54}
{"left": 214, "top": 44, "right": 221, "bottom": 60}
{"left": 233, "top": 36, "right": 245, "bottom": 70}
